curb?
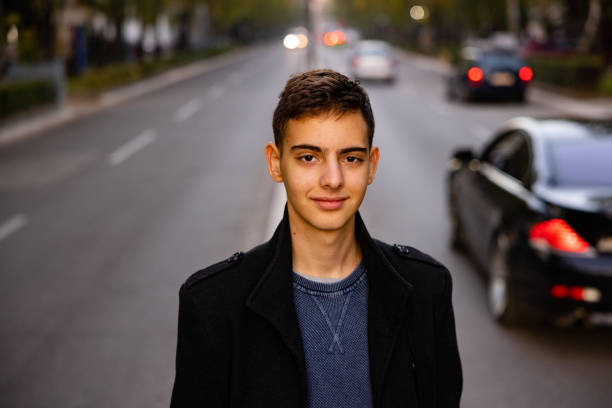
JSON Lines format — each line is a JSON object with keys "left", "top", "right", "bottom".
{"left": 398, "top": 49, "right": 612, "bottom": 119}
{"left": 0, "top": 43, "right": 269, "bottom": 149}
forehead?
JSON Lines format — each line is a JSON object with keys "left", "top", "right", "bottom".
{"left": 284, "top": 111, "right": 368, "bottom": 149}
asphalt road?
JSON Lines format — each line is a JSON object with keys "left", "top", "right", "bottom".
{"left": 1, "top": 42, "right": 611, "bottom": 408}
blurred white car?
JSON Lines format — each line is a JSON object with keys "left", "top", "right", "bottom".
{"left": 350, "top": 40, "right": 397, "bottom": 83}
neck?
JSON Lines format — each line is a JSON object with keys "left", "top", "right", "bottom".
{"left": 287, "top": 210, "right": 362, "bottom": 280}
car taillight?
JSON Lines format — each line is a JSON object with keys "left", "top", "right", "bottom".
{"left": 467, "top": 67, "right": 483, "bottom": 82}
{"left": 550, "top": 285, "right": 601, "bottom": 303}
{"left": 529, "top": 219, "right": 590, "bottom": 254}
{"left": 519, "top": 66, "right": 533, "bottom": 81}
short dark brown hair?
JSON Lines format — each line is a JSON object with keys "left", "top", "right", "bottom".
{"left": 272, "top": 69, "right": 375, "bottom": 150}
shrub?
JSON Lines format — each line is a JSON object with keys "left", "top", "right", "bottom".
{"left": 599, "top": 71, "right": 612, "bottom": 96}
{"left": 0, "top": 79, "right": 56, "bottom": 119}
{"left": 68, "top": 45, "right": 231, "bottom": 95}
{"left": 68, "top": 63, "right": 141, "bottom": 94}
{"left": 526, "top": 54, "right": 605, "bottom": 90}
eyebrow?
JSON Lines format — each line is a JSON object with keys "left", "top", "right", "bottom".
{"left": 290, "top": 144, "right": 368, "bottom": 154}
{"left": 290, "top": 144, "right": 321, "bottom": 152}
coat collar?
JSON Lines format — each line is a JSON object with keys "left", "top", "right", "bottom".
{"left": 245, "top": 206, "right": 413, "bottom": 406}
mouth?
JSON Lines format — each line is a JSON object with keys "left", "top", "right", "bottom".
{"left": 312, "top": 197, "right": 348, "bottom": 210}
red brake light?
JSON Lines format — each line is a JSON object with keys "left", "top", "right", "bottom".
{"left": 551, "top": 285, "right": 568, "bottom": 298}
{"left": 529, "top": 219, "right": 590, "bottom": 254}
{"left": 467, "top": 67, "right": 483, "bottom": 82}
{"left": 519, "top": 66, "right": 533, "bottom": 81}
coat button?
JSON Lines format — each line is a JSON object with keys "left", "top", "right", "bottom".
{"left": 226, "top": 252, "right": 243, "bottom": 263}
{"left": 393, "top": 244, "right": 411, "bottom": 255}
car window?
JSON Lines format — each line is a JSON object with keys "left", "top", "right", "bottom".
{"left": 483, "top": 132, "right": 533, "bottom": 184}
{"left": 547, "top": 138, "right": 612, "bottom": 187}
{"left": 479, "top": 53, "right": 523, "bottom": 69}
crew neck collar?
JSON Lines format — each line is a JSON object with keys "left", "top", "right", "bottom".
{"left": 293, "top": 260, "right": 365, "bottom": 294}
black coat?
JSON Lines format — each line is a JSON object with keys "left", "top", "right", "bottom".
{"left": 170, "top": 211, "right": 462, "bottom": 407}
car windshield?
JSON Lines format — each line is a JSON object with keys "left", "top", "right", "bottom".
{"left": 358, "top": 49, "right": 389, "bottom": 56}
{"left": 479, "top": 53, "right": 523, "bottom": 68}
{"left": 357, "top": 42, "right": 390, "bottom": 56}
{"left": 547, "top": 138, "right": 612, "bottom": 187}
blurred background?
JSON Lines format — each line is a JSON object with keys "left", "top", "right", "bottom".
{"left": 1, "top": 0, "right": 612, "bottom": 407}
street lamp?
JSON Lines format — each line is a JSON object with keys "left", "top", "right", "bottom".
{"left": 410, "top": 5, "right": 427, "bottom": 21}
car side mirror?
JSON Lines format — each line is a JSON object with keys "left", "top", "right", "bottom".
{"left": 452, "top": 148, "right": 474, "bottom": 163}
{"left": 448, "top": 148, "right": 476, "bottom": 171}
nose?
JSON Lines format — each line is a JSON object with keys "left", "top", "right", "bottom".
{"left": 321, "top": 159, "right": 344, "bottom": 189}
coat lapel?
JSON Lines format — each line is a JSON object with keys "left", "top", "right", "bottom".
{"left": 245, "top": 207, "right": 307, "bottom": 385}
{"left": 355, "top": 213, "right": 414, "bottom": 407}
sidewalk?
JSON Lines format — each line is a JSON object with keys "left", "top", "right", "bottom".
{"left": 0, "top": 44, "right": 267, "bottom": 148}
{"left": 400, "top": 49, "right": 612, "bottom": 119}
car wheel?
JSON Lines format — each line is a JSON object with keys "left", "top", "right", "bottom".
{"left": 488, "top": 232, "right": 521, "bottom": 324}
{"left": 514, "top": 90, "right": 526, "bottom": 103}
{"left": 457, "top": 83, "right": 470, "bottom": 102}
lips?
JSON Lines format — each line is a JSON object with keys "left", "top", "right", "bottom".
{"left": 312, "top": 197, "right": 348, "bottom": 210}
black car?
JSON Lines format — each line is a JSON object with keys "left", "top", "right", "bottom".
{"left": 447, "top": 47, "right": 532, "bottom": 102}
{"left": 447, "top": 117, "right": 612, "bottom": 325}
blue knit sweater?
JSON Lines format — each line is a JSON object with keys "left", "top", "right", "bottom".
{"left": 292, "top": 261, "right": 373, "bottom": 408}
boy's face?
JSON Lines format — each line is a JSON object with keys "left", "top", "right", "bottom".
{"left": 266, "top": 111, "right": 379, "bottom": 233}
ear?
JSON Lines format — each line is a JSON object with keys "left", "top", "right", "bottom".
{"left": 265, "top": 142, "right": 283, "bottom": 182}
{"left": 367, "top": 146, "right": 380, "bottom": 185}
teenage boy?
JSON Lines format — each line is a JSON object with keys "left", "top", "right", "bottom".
{"left": 171, "top": 69, "right": 462, "bottom": 408}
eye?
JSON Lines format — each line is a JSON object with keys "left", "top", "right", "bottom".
{"left": 345, "top": 156, "right": 363, "bottom": 163}
{"left": 299, "top": 154, "right": 316, "bottom": 163}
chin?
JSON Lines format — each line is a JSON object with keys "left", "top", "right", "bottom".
{"left": 306, "top": 210, "right": 356, "bottom": 232}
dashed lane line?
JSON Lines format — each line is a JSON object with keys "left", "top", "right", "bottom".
{"left": 174, "top": 99, "right": 202, "bottom": 123}
{"left": 0, "top": 214, "right": 28, "bottom": 243}
{"left": 108, "top": 129, "right": 157, "bottom": 166}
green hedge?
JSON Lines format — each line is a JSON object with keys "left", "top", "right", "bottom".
{"left": 526, "top": 54, "right": 605, "bottom": 90}
{"left": 599, "top": 71, "right": 612, "bottom": 96}
{"left": 69, "top": 46, "right": 230, "bottom": 95}
{"left": 68, "top": 63, "right": 141, "bottom": 94}
{"left": 0, "top": 79, "right": 56, "bottom": 119}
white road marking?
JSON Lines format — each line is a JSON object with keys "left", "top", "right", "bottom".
{"left": 174, "top": 98, "right": 202, "bottom": 123}
{"left": 207, "top": 85, "right": 225, "bottom": 100}
{"left": 0, "top": 214, "right": 27, "bottom": 242}
{"left": 265, "top": 184, "right": 287, "bottom": 239}
{"left": 108, "top": 129, "right": 157, "bottom": 166}
{"left": 473, "top": 124, "right": 492, "bottom": 142}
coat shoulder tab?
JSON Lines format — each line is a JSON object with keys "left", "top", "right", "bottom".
{"left": 184, "top": 251, "right": 244, "bottom": 290}
{"left": 392, "top": 243, "right": 444, "bottom": 268}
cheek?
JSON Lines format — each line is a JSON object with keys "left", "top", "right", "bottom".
{"left": 282, "top": 167, "right": 316, "bottom": 195}
{"left": 346, "top": 167, "right": 370, "bottom": 188}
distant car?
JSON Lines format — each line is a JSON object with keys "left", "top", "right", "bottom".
{"left": 447, "top": 47, "right": 532, "bottom": 102}
{"left": 447, "top": 117, "right": 612, "bottom": 325}
{"left": 349, "top": 40, "right": 397, "bottom": 83}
